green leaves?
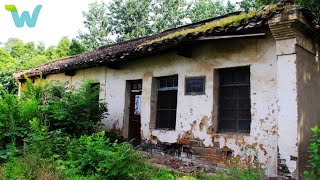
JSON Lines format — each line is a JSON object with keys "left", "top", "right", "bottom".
{"left": 78, "top": 0, "right": 112, "bottom": 51}
{"left": 311, "top": 126, "right": 319, "bottom": 133}
{"left": 46, "top": 80, "right": 107, "bottom": 137}
{"left": 304, "top": 126, "right": 320, "bottom": 179}
{"left": 187, "top": 0, "right": 236, "bottom": 23}
{"left": 79, "top": 0, "right": 238, "bottom": 49}
{"left": 64, "top": 131, "right": 151, "bottom": 179}
{"left": 0, "top": 37, "right": 86, "bottom": 92}
{"left": 238, "top": 0, "right": 320, "bottom": 23}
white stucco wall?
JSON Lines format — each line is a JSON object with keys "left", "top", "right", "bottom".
{"left": 275, "top": 32, "right": 320, "bottom": 179}
{"left": 277, "top": 52, "right": 299, "bottom": 176}
{"left": 44, "top": 32, "right": 278, "bottom": 177}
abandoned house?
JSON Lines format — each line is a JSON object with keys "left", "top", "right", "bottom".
{"left": 13, "top": 1, "right": 320, "bottom": 179}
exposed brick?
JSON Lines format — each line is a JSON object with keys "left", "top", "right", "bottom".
{"left": 277, "top": 151, "right": 293, "bottom": 179}
{"left": 190, "top": 140, "right": 200, "bottom": 147}
{"left": 192, "top": 147, "right": 219, "bottom": 156}
{"left": 212, "top": 142, "right": 220, "bottom": 148}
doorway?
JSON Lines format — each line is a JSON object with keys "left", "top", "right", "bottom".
{"left": 128, "top": 80, "right": 142, "bottom": 145}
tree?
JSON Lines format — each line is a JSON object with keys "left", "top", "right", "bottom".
{"left": 55, "top": 37, "right": 71, "bottom": 58}
{"left": 238, "top": 0, "right": 320, "bottom": 23}
{"left": 187, "top": 0, "right": 236, "bottom": 23}
{"left": 239, "top": 0, "right": 261, "bottom": 12}
{"left": 45, "top": 46, "right": 59, "bottom": 61}
{"left": 151, "top": 0, "right": 189, "bottom": 33}
{"left": 36, "top": 42, "right": 46, "bottom": 55}
{"left": 79, "top": 0, "right": 238, "bottom": 47}
{"left": 69, "top": 39, "right": 85, "bottom": 56}
{"left": 26, "top": 55, "right": 50, "bottom": 69}
{"left": 108, "top": 0, "right": 153, "bottom": 42}
{"left": 78, "top": 0, "right": 112, "bottom": 51}
{"left": 4, "top": 38, "right": 27, "bottom": 61}
{"left": 0, "top": 48, "right": 18, "bottom": 92}
{"left": 0, "top": 37, "right": 83, "bottom": 92}
{"left": 295, "top": 0, "right": 320, "bottom": 23}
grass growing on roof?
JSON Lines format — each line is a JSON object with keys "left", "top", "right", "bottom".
{"left": 144, "top": 4, "right": 281, "bottom": 45}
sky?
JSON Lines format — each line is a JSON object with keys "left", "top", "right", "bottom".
{"left": 0, "top": 0, "right": 240, "bottom": 47}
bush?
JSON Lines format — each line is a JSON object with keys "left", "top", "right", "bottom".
{"left": 0, "top": 92, "right": 28, "bottom": 163}
{"left": 24, "top": 118, "right": 69, "bottom": 160}
{"left": 46, "top": 80, "right": 107, "bottom": 136}
{"left": 0, "top": 78, "right": 108, "bottom": 163}
{"left": 63, "top": 131, "right": 151, "bottom": 179}
{"left": 3, "top": 155, "right": 64, "bottom": 180}
{"left": 304, "top": 126, "right": 320, "bottom": 179}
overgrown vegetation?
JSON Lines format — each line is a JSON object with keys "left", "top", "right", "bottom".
{"left": 0, "top": 79, "right": 179, "bottom": 179}
{"left": 0, "top": 79, "right": 268, "bottom": 179}
{"left": 304, "top": 126, "right": 320, "bottom": 179}
{"left": 0, "top": 78, "right": 107, "bottom": 163}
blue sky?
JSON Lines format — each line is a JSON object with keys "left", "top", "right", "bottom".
{"left": 0, "top": 0, "right": 240, "bottom": 46}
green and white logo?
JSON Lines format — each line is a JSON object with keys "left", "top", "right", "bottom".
{"left": 5, "top": 5, "right": 42, "bottom": 28}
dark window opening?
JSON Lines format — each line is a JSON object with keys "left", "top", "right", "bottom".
{"left": 156, "top": 75, "right": 178, "bottom": 130}
{"left": 131, "top": 81, "right": 142, "bottom": 92}
{"left": 90, "top": 83, "right": 100, "bottom": 101}
{"left": 218, "top": 67, "right": 251, "bottom": 133}
{"left": 185, "top": 76, "right": 206, "bottom": 95}
{"left": 89, "top": 83, "right": 100, "bottom": 122}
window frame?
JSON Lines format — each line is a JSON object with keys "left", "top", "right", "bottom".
{"left": 218, "top": 66, "right": 251, "bottom": 133}
{"left": 185, "top": 76, "right": 206, "bottom": 95}
{"left": 155, "top": 75, "right": 178, "bottom": 130}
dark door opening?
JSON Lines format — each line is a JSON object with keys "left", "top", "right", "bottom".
{"left": 129, "top": 80, "right": 142, "bottom": 145}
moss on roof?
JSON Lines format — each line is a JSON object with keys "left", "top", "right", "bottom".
{"left": 144, "top": 4, "right": 281, "bottom": 45}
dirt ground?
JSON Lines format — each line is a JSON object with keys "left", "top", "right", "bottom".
{"left": 147, "top": 153, "right": 223, "bottom": 176}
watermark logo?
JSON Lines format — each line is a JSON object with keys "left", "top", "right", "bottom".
{"left": 5, "top": 5, "right": 42, "bottom": 28}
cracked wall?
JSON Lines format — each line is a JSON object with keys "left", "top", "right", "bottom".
{"left": 43, "top": 31, "right": 278, "bottom": 178}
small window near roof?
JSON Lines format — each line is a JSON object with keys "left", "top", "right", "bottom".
{"left": 185, "top": 76, "right": 206, "bottom": 95}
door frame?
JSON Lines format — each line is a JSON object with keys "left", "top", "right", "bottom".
{"left": 127, "top": 80, "right": 142, "bottom": 144}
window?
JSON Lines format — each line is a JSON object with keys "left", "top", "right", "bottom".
{"left": 185, "top": 76, "right": 206, "bottom": 95}
{"left": 156, "top": 75, "right": 178, "bottom": 130}
{"left": 89, "top": 83, "right": 100, "bottom": 121}
{"left": 218, "top": 67, "right": 251, "bottom": 133}
{"left": 90, "top": 83, "right": 100, "bottom": 101}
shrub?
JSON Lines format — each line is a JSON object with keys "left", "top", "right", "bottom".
{"left": 63, "top": 131, "right": 151, "bottom": 179}
{"left": 20, "top": 77, "right": 108, "bottom": 137}
{"left": 46, "top": 80, "right": 107, "bottom": 136}
{"left": 0, "top": 92, "right": 28, "bottom": 163}
{"left": 304, "top": 126, "right": 320, "bottom": 179}
{"left": 24, "top": 118, "right": 70, "bottom": 160}
{"left": 0, "top": 78, "right": 108, "bottom": 163}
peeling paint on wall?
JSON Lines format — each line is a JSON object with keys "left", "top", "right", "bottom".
{"left": 40, "top": 32, "right": 279, "bottom": 177}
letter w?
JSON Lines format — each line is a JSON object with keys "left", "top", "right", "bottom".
{"left": 5, "top": 5, "right": 42, "bottom": 28}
